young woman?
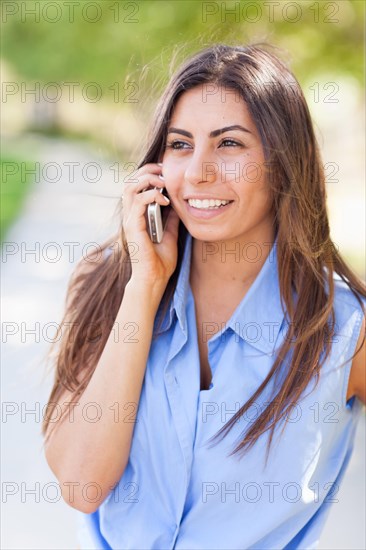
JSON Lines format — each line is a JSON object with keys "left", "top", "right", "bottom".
{"left": 42, "top": 44, "right": 366, "bottom": 549}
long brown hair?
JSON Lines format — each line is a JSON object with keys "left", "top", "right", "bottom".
{"left": 42, "top": 43, "right": 366, "bottom": 464}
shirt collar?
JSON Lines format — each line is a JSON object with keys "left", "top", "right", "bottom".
{"left": 154, "top": 232, "right": 286, "bottom": 354}
{"left": 227, "top": 236, "right": 286, "bottom": 354}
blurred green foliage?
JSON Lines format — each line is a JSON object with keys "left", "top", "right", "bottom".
{"left": 1, "top": 0, "right": 365, "bottom": 99}
{"left": 1, "top": 1, "right": 364, "bottom": 264}
{"left": 0, "top": 157, "right": 34, "bottom": 242}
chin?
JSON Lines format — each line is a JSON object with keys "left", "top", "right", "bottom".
{"left": 187, "top": 227, "right": 232, "bottom": 242}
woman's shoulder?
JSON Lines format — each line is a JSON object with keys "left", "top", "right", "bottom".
{"left": 331, "top": 272, "right": 366, "bottom": 315}
{"left": 103, "top": 245, "right": 114, "bottom": 259}
{"left": 102, "top": 238, "right": 124, "bottom": 260}
{"left": 70, "top": 241, "right": 118, "bottom": 282}
{"left": 329, "top": 275, "right": 365, "bottom": 366}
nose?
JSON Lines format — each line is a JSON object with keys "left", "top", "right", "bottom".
{"left": 184, "top": 147, "right": 217, "bottom": 186}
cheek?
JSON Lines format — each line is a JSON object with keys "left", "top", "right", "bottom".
{"left": 240, "top": 151, "right": 266, "bottom": 185}
{"left": 237, "top": 173, "right": 272, "bottom": 210}
{"left": 242, "top": 163, "right": 265, "bottom": 186}
{"left": 162, "top": 162, "right": 183, "bottom": 195}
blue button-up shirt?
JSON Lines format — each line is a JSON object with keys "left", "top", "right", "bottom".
{"left": 77, "top": 232, "right": 364, "bottom": 549}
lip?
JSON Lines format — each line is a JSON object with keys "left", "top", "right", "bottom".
{"left": 184, "top": 195, "right": 234, "bottom": 201}
{"left": 184, "top": 199, "right": 234, "bottom": 219}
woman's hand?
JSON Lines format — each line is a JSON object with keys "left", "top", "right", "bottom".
{"left": 122, "top": 163, "right": 181, "bottom": 285}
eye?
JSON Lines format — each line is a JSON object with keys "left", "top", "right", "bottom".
{"left": 165, "top": 140, "right": 191, "bottom": 150}
{"left": 219, "top": 138, "right": 243, "bottom": 147}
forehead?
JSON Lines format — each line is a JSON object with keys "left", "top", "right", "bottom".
{"left": 170, "top": 84, "right": 251, "bottom": 124}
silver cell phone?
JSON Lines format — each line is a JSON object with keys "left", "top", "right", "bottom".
{"left": 145, "top": 187, "right": 170, "bottom": 243}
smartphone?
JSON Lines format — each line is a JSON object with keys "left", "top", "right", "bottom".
{"left": 145, "top": 186, "right": 170, "bottom": 243}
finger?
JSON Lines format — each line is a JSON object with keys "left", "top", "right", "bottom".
{"left": 137, "top": 176, "right": 166, "bottom": 195}
{"left": 124, "top": 174, "right": 165, "bottom": 196}
{"left": 122, "top": 179, "right": 167, "bottom": 214}
{"left": 130, "top": 188, "right": 170, "bottom": 215}
{"left": 123, "top": 188, "right": 170, "bottom": 239}
{"left": 124, "top": 163, "right": 163, "bottom": 185}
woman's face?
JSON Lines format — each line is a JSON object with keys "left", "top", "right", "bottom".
{"left": 161, "top": 84, "right": 275, "bottom": 243}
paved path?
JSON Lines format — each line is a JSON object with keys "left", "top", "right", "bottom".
{"left": 2, "top": 136, "right": 121, "bottom": 549}
{"left": 1, "top": 136, "right": 365, "bottom": 549}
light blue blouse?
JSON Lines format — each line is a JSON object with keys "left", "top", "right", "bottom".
{"left": 77, "top": 232, "right": 365, "bottom": 549}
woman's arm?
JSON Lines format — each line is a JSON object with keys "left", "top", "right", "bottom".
{"left": 346, "top": 317, "right": 366, "bottom": 405}
{"left": 44, "top": 259, "right": 167, "bottom": 514}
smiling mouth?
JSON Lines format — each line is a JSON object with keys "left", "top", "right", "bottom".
{"left": 186, "top": 198, "right": 234, "bottom": 210}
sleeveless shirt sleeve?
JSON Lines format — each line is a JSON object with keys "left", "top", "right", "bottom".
{"left": 340, "top": 294, "right": 366, "bottom": 410}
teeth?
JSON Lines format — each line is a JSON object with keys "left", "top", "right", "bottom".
{"left": 188, "top": 198, "right": 231, "bottom": 209}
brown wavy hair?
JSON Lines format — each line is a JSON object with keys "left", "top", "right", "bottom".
{"left": 42, "top": 43, "right": 366, "bottom": 464}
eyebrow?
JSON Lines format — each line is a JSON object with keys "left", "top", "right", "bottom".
{"left": 167, "top": 125, "right": 252, "bottom": 138}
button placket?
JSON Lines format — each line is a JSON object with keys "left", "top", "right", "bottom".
{"left": 164, "top": 323, "right": 200, "bottom": 529}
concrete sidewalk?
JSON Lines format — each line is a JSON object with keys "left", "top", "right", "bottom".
{"left": 2, "top": 135, "right": 121, "bottom": 549}
{"left": 1, "top": 136, "right": 365, "bottom": 549}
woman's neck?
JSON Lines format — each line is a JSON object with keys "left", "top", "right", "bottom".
{"left": 189, "top": 226, "right": 276, "bottom": 294}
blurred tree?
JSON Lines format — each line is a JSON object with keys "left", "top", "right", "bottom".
{"left": 1, "top": 0, "right": 364, "bottom": 98}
